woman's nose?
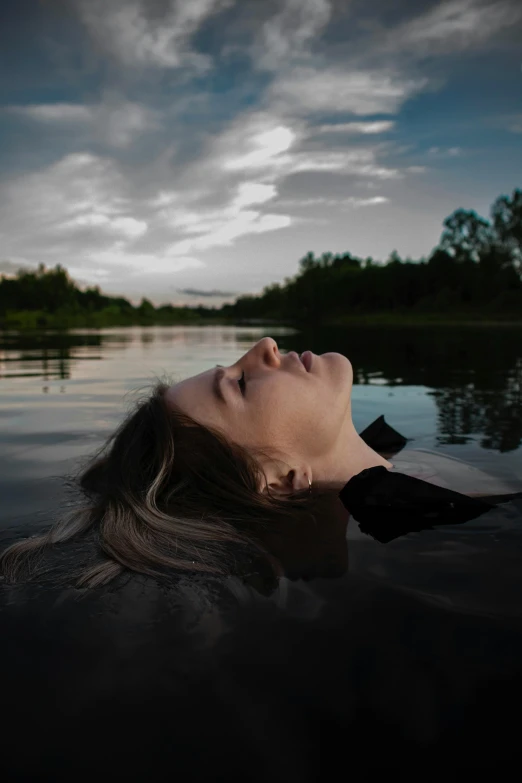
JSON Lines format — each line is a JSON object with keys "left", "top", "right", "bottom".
{"left": 244, "top": 337, "right": 279, "bottom": 366}
{"left": 257, "top": 336, "right": 280, "bottom": 364}
{"left": 260, "top": 336, "right": 279, "bottom": 354}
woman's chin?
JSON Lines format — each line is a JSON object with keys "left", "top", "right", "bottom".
{"left": 328, "top": 351, "right": 351, "bottom": 362}
{"left": 328, "top": 352, "right": 353, "bottom": 378}
{"left": 320, "top": 352, "right": 353, "bottom": 395}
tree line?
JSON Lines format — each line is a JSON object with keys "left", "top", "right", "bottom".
{"left": 1, "top": 187, "right": 520, "bottom": 329}
{"left": 0, "top": 264, "right": 212, "bottom": 329}
{"left": 221, "top": 188, "right": 522, "bottom": 325}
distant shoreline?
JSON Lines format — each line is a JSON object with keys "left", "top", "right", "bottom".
{"left": 321, "top": 313, "right": 522, "bottom": 328}
{"left": 1, "top": 311, "right": 522, "bottom": 331}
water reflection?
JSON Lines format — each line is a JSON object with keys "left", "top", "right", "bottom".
{"left": 0, "top": 324, "right": 521, "bottom": 532}
{"left": 1, "top": 324, "right": 521, "bottom": 451}
{"left": 292, "top": 325, "right": 522, "bottom": 453}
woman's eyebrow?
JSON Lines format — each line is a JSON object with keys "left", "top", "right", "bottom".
{"left": 212, "top": 365, "right": 226, "bottom": 405}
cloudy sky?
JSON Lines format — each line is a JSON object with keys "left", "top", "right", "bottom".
{"left": 0, "top": 0, "right": 521, "bottom": 307}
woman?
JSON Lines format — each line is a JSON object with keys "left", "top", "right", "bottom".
{"left": 0, "top": 337, "right": 516, "bottom": 589}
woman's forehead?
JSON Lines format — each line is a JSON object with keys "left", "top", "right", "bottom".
{"left": 165, "top": 369, "right": 225, "bottom": 424}
{"left": 165, "top": 368, "right": 208, "bottom": 403}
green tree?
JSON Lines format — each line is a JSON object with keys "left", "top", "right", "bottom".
{"left": 439, "top": 209, "right": 494, "bottom": 262}
{"left": 491, "top": 188, "right": 522, "bottom": 274}
{"left": 298, "top": 252, "right": 319, "bottom": 272}
{"left": 137, "top": 298, "right": 156, "bottom": 318}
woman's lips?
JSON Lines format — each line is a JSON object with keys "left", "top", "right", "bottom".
{"left": 300, "top": 351, "right": 313, "bottom": 372}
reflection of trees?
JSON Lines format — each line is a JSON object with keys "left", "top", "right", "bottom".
{"left": 2, "top": 324, "right": 521, "bottom": 453}
{"left": 431, "top": 377, "right": 522, "bottom": 452}
{"left": 279, "top": 325, "right": 522, "bottom": 453}
{"left": 0, "top": 332, "right": 105, "bottom": 381}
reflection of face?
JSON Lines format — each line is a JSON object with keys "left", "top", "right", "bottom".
{"left": 165, "top": 337, "right": 354, "bottom": 476}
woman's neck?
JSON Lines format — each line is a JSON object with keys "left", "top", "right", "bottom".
{"left": 315, "top": 422, "right": 393, "bottom": 492}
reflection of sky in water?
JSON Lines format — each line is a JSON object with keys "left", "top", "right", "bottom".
{"left": 0, "top": 327, "right": 522, "bottom": 502}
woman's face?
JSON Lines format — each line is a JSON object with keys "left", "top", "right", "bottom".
{"left": 165, "top": 337, "right": 354, "bottom": 483}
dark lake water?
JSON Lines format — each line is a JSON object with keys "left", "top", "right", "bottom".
{"left": 1, "top": 323, "right": 522, "bottom": 777}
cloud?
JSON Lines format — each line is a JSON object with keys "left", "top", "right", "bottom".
{"left": 0, "top": 259, "right": 32, "bottom": 276}
{"left": 316, "top": 121, "right": 396, "bottom": 134}
{"left": 73, "top": 0, "right": 236, "bottom": 71}
{"left": 274, "top": 195, "right": 389, "bottom": 208}
{"left": 4, "top": 93, "right": 162, "bottom": 148}
{"left": 427, "top": 146, "right": 462, "bottom": 156}
{"left": 345, "top": 196, "right": 388, "bottom": 207}
{"left": 165, "top": 211, "right": 292, "bottom": 255}
{"left": 387, "top": 0, "right": 522, "bottom": 56}
{"left": 0, "top": 152, "right": 175, "bottom": 278}
{"left": 0, "top": 85, "right": 410, "bottom": 291}
{"left": 482, "top": 112, "right": 522, "bottom": 134}
{"left": 3, "top": 0, "right": 515, "bottom": 303}
{"left": 252, "top": 0, "right": 332, "bottom": 71}
{"left": 506, "top": 115, "right": 522, "bottom": 133}
{"left": 6, "top": 103, "right": 91, "bottom": 122}
{"left": 197, "top": 110, "right": 402, "bottom": 185}
{"left": 177, "top": 287, "right": 237, "bottom": 297}
{"left": 0, "top": 152, "right": 140, "bottom": 246}
{"left": 231, "top": 182, "right": 278, "bottom": 208}
{"left": 0, "top": 140, "right": 295, "bottom": 282}
{"left": 223, "top": 126, "right": 296, "bottom": 171}
{"left": 280, "top": 150, "right": 401, "bottom": 178}
{"left": 59, "top": 212, "right": 148, "bottom": 239}
{"left": 267, "top": 66, "right": 428, "bottom": 116}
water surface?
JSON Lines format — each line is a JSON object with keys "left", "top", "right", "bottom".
{"left": 1, "top": 323, "right": 521, "bottom": 613}
{"left": 2, "top": 324, "right": 522, "bottom": 775}
{"left": 1, "top": 323, "right": 521, "bottom": 516}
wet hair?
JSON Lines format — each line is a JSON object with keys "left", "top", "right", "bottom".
{"left": 0, "top": 376, "right": 325, "bottom": 589}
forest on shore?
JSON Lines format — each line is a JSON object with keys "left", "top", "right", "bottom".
{"left": 1, "top": 188, "right": 521, "bottom": 330}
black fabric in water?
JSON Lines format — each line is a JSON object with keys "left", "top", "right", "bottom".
{"left": 341, "top": 415, "right": 522, "bottom": 541}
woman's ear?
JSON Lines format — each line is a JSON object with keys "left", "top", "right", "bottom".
{"left": 262, "top": 466, "right": 312, "bottom": 497}
{"left": 264, "top": 468, "right": 294, "bottom": 498}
